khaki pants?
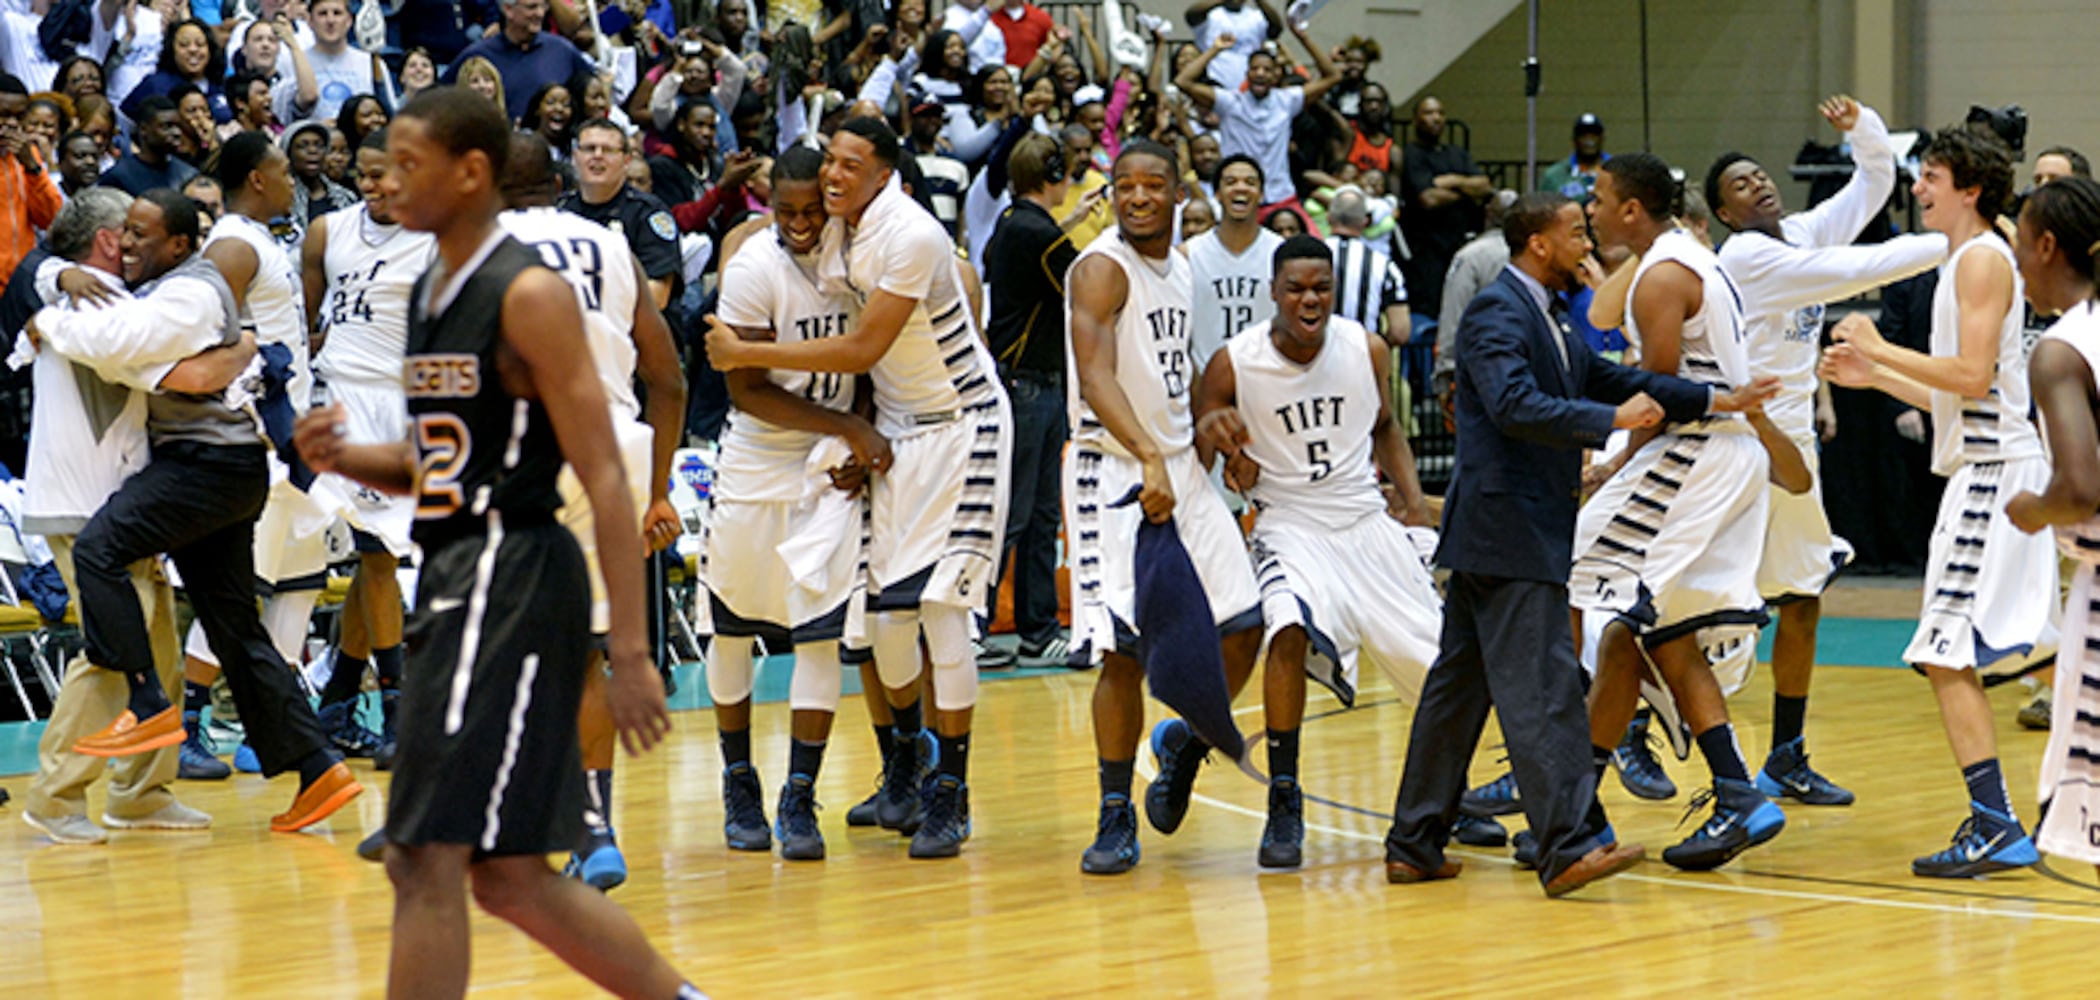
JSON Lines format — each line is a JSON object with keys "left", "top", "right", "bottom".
{"left": 24, "top": 535, "right": 183, "bottom": 821}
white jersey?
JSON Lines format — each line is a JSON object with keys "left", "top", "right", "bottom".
{"left": 1229, "top": 317, "right": 1384, "bottom": 531}
{"left": 1928, "top": 235, "right": 2041, "bottom": 475}
{"left": 714, "top": 227, "right": 857, "bottom": 502}
{"left": 1066, "top": 229, "right": 1196, "bottom": 458}
{"left": 1186, "top": 227, "right": 1283, "bottom": 369}
{"left": 2043, "top": 302, "right": 2100, "bottom": 561}
{"left": 313, "top": 203, "right": 436, "bottom": 386}
{"left": 500, "top": 206, "right": 643, "bottom": 424}
{"left": 207, "top": 213, "right": 312, "bottom": 409}
{"left": 1725, "top": 106, "right": 1944, "bottom": 441}
{"left": 1627, "top": 228, "right": 1748, "bottom": 393}
{"left": 833, "top": 179, "right": 1000, "bottom": 435}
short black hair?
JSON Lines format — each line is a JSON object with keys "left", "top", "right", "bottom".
{"left": 1271, "top": 233, "right": 1332, "bottom": 277}
{"left": 1114, "top": 137, "right": 1179, "bottom": 178}
{"left": 398, "top": 86, "right": 511, "bottom": 178}
{"left": 1215, "top": 153, "right": 1265, "bottom": 192}
{"left": 1702, "top": 151, "right": 1757, "bottom": 229}
{"left": 359, "top": 127, "right": 388, "bottom": 153}
{"left": 502, "top": 131, "right": 560, "bottom": 204}
{"left": 836, "top": 116, "right": 901, "bottom": 169}
{"left": 215, "top": 130, "right": 276, "bottom": 194}
{"left": 1924, "top": 124, "right": 2016, "bottom": 220}
{"left": 772, "top": 145, "right": 823, "bottom": 184}
{"left": 2021, "top": 175, "right": 2100, "bottom": 283}
{"left": 2038, "top": 145, "right": 2093, "bottom": 179}
{"left": 0, "top": 73, "right": 26, "bottom": 96}
{"left": 59, "top": 130, "right": 98, "bottom": 154}
{"left": 1601, "top": 152, "right": 1677, "bottom": 221}
{"left": 134, "top": 95, "right": 179, "bottom": 122}
{"left": 137, "top": 186, "right": 202, "bottom": 245}
{"left": 1504, "top": 191, "right": 1573, "bottom": 255}
{"left": 229, "top": 69, "right": 272, "bottom": 102}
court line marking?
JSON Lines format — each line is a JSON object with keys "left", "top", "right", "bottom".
{"left": 1136, "top": 701, "right": 2100, "bottom": 924}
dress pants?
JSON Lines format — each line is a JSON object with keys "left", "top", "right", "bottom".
{"left": 990, "top": 370, "right": 1066, "bottom": 649}
{"left": 22, "top": 535, "right": 182, "bottom": 821}
{"left": 1385, "top": 571, "right": 1613, "bottom": 885}
{"left": 71, "top": 441, "right": 328, "bottom": 778}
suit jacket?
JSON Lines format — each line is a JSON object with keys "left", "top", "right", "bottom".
{"left": 1439, "top": 267, "right": 1712, "bottom": 583}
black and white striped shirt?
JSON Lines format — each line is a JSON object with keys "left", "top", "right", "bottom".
{"left": 1324, "top": 234, "right": 1408, "bottom": 340}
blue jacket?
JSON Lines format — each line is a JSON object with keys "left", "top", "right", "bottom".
{"left": 1439, "top": 267, "right": 1712, "bottom": 583}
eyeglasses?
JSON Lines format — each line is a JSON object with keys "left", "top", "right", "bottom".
{"left": 575, "top": 144, "right": 625, "bottom": 157}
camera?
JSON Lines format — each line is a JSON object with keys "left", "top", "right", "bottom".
{"left": 678, "top": 40, "right": 706, "bottom": 59}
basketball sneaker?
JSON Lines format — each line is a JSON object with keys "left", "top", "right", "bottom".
{"left": 357, "top": 828, "right": 386, "bottom": 862}
{"left": 846, "top": 782, "right": 882, "bottom": 827}
{"left": 1144, "top": 718, "right": 1208, "bottom": 835}
{"left": 373, "top": 692, "right": 399, "bottom": 771}
{"left": 1453, "top": 812, "right": 1507, "bottom": 848}
{"left": 575, "top": 834, "right": 628, "bottom": 890}
{"left": 776, "top": 775, "right": 825, "bottom": 861}
{"left": 1259, "top": 777, "right": 1305, "bottom": 868}
{"left": 1612, "top": 717, "right": 1676, "bottom": 800}
{"left": 1912, "top": 805, "right": 2039, "bottom": 878}
{"left": 1081, "top": 793, "right": 1141, "bottom": 874}
{"left": 909, "top": 775, "right": 970, "bottom": 858}
{"left": 318, "top": 700, "right": 383, "bottom": 759}
{"left": 233, "top": 742, "right": 261, "bottom": 773}
{"left": 1661, "top": 777, "right": 1786, "bottom": 871}
{"left": 179, "top": 711, "right": 231, "bottom": 780}
{"left": 1755, "top": 737, "right": 1854, "bottom": 806}
{"left": 1459, "top": 771, "right": 1520, "bottom": 818}
{"left": 2016, "top": 691, "right": 2052, "bottom": 731}
{"left": 721, "top": 762, "right": 771, "bottom": 851}
{"left": 1511, "top": 829, "right": 1539, "bottom": 870}
{"left": 877, "top": 730, "right": 937, "bottom": 833}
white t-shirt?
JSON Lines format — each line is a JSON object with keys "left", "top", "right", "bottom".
{"left": 943, "top": 3, "right": 1007, "bottom": 74}
{"left": 1192, "top": 4, "right": 1270, "bottom": 91}
{"left": 276, "top": 43, "right": 390, "bottom": 126}
{"left": 714, "top": 228, "right": 857, "bottom": 502}
{"left": 0, "top": 10, "right": 62, "bottom": 92}
{"left": 91, "top": 6, "right": 164, "bottom": 109}
{"left": 1212, "top": 86, "right": 1304, "bottom": 205}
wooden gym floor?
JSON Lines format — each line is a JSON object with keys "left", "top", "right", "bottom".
{"left": 3, "top": 606, "right": 2097, "bottom": 997}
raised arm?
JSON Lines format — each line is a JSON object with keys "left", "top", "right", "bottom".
{"left": 1724, "top": 232, "right": 1945, "bottom": 317}
{"left": 1791, "top": 97, "right": 1897, "bottom": 249}
{"left": 1288, "top": 16, "right": 1342, "bottom": 104}
{"left": 1174, "top": 35, "right": 1228, "bottom": 111}
{"left": 1074, "top": 10, "right": 1111, "bottom": 85}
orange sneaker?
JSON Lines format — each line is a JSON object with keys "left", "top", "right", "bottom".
{"left": 270, "top": 762, "right": 364, "bottom": 833}
{"left": 72, "top": 706, "right": 184, "bottom": 758}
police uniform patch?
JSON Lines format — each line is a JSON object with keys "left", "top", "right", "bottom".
{"left": 649, "top": 212, "right": 677, "bottom": 242}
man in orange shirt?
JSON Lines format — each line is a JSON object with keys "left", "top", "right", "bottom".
{"left": 0, "top": 74, "right": 63, "bottom": 296}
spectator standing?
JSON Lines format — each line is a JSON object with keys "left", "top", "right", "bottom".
{"left": 1184, "top": 0, "right": 1279, "bottom": 92}
{"left": 1538, "top": 113, "right": 1609, "bottom": 201}
{"left": 991, "top": 0, "right": 1055, "bottom": 70}
{"left": 117, "top": 17, "right": 229, "bottom": 125}
{"left": 284, "top": 118, "right": 354, "bottom": 224}
{"left": 1432, "top": 189, "right": 1518, "bottom": 402}
{"left": 982, "top": 133, "right": 1076, "bottom": 665}
{"left": 561, "top": 117, "right": 682, "bottom": 309}
{"left": 272, "top": 0, "right": 393, "bottom": 126}
{"left": 446, "top": 0, "right": 595, "bottom": 120}
{"left": 1175, "top": 19, "right": 1339, "bottom": 218}
{"left": 1398, "top": 95, "right": 1491, "bottom": 321}
{"left": 97, "top": 96, "right": 198, "bottom": 195}
{"left": 1346, "top": 83, "right": 1398, "bottom": 174}
{"left": 943, "top": 0, "right": 1007, "bottom": 73}
{"left": 0, "top": 75, "right": 61, "bottom": 296}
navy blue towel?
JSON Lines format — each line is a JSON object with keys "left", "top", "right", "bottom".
{"left": 255, "top": 342, "right": 317, "bottom": 491}
{"left": 1112, "top": 486, "right": 1246, "bottom": 761}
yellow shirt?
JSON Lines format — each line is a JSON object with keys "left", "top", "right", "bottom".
{"left": 1054, "top": 171, "right": 1114, "bottom": 253}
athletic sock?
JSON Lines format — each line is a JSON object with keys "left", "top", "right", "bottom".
{"left": 1770, "top": 694, "right": 1807, "bottom": 753}
{"left": 719, "top": 728, "right": 752, "bottom": 768}
{"left": 184, "top": 680, "right": 211, "bottom": 714}
{"left": 321, "top": 653, "right": 367, "bottom": 706}
{"left": 1099, "top": 758, "right": 1134, "bottom": 800}
{"left": 584, "top": 768, "right": 615, "bottom": 836}
{"left": 890, "top": 699, "right": 923, "bottom": 744}
{"left": 788, "top": 739, "right": 827, "bottom": 783}
{"left": 1694, "top": 723, "right": 1750, "bottom": 783}
{"left": 1592, "top": 744, "right": 1614, "bottom": 782}
{"left": 1963, "top": 758, "right": 2018, "bottom": 822}
{"left": 1628, "top": 707, "right": 1651, "bottom": 736}
{"left": 373, "top": 645, "right": 403, "bottom": 694}
{"left": 1267, "top": 727, "right": 1301, "bottom": 782}
{"left": 873, "top": 723, "right": 897, "bottom": 760}
{"left": 937, "top": 732, "right": 969, "bottom": 782}
{"left": 126, "top": 670, "right": 169, "bottom": 718}
{"left": 295, "top": 748, "right": 337, "bottom": 788}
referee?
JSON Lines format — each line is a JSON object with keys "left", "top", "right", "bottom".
{"left": 1323, "top": 188, "right": 1411, "bottom": 348}
{"left": 983, "top": 133, "right": 1081, "bottom": 667}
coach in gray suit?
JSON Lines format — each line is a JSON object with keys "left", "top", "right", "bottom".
{"left": 1381, "top": 192, "right": 1777, "bottom": 897}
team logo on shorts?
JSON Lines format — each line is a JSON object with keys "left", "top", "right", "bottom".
{"left": 649, "top": 212, "right": 677, "bottom": 242}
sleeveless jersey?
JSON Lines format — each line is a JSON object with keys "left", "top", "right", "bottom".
{"left": 2041, "top": 302, "right": 2100, "bottom": 561}
{"left": 714, "top": 227, "right": 856, "bottom": 501}
{"left": 499, "top": 207, "right": 644, "bottom": 425}
{"left": 314, "top": 203, "right": 437, "bottom": 385}
{"left": 1930, "top": 235, "right": 2041, "bottom": 475}
{"left": 1626, "top": 228, "right": 1749, "bottom": 393}
{"left": 1229, "top": 316, "right": 1384, "bottom": 531}
{"left": 1186, "top": 228, "right": 1283, "bottom": 369}
{"left": 1065, "top": 229, "right": 1197, "bottom": 458}
{"left": 405, "top": 234, "right": 566, "bottom": 544}
{"left": 208, "top": 213, "right": 313, "bottom": 409}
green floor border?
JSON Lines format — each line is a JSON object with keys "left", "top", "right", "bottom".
{"left": 0, "top": 618, "right": 1926, "bottom": 780}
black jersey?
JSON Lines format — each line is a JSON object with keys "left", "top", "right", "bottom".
{"left": 406, "top": 234, "right": 567, "bottom": 547}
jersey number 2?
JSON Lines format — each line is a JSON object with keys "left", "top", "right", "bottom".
{"left": 415, "top": 413, "right": 472, "bottom": 519}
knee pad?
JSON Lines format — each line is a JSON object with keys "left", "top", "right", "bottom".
{"left": 788, "top": 642, "right": 843, "bottom": 713}
{"left": 262, "top": 590, "right": 320, "bottom": 665}
{"left": 870, "top": 610, "right": 923, "bottom": 691}
{"left": 706, "top": 636, "right": 757, "bottom": 706}
{"left": 922, "top": 606, "right": 978, "bottom": 712}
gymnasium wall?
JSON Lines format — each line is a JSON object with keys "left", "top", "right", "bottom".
{"left": 1912, "top": 0, "right": 2100, "bottom": 170}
